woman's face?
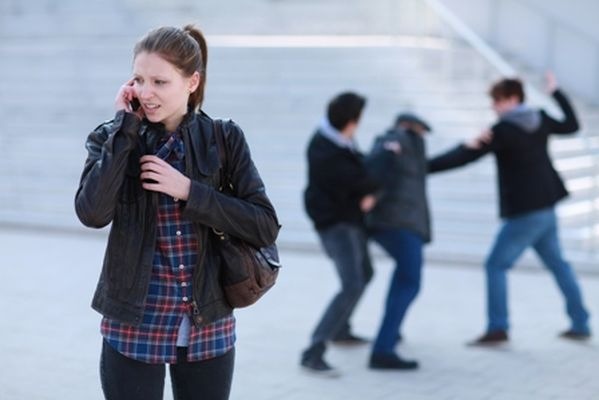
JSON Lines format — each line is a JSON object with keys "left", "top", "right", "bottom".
{"left": 132, "top": 51, "right": 199, "bottom": 131}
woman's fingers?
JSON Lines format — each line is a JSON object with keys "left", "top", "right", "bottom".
{"left": 140, "top": 171, "right": 161, "bottom": 182}
{"left": 140, "top": 155, "right": 165, "bottom": 164}
{"left": 140, "top": 155, "right": 168, "bottom": 171}
{"left": 139, "top": 155, "right": 191, "bottom": 200}
{"left": 141, "top": 181, "right": 161, "bottom": 192}
{"left": 115, "top": 78, "right": 140, "bottom": 112}
{"left": 116, "top": 88, "right": 133, "bottom": 111}
{"left": 140, "top": 156, "right": 175, "bottom": 183}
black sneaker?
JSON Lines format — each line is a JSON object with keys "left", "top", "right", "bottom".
{"left": 559, "top": 329, "right": 591, "bottom": 341}
{"left": 369, "top": 353, "right": 419, "bottom": 370}
{"left": 300, "top": 355, "right": 340, "bottom": 377}
{"left": 331, "top": 332, "right": 369, "bottom": 346}
{"left": 467, "top": 330, "right": 509, "bottom": 347}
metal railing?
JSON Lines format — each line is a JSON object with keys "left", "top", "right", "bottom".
{"left": 423, "top": 0, "right": 599, "bottom": 259}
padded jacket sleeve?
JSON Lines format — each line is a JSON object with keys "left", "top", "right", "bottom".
{"left": 181, "top": 121, "right": 280, "bottom": 248}
{"left": 74, "top": 111, "right": 142, "bottom": 228}
{"left": 427, "top": 143, "right": 491, "bottom": 173}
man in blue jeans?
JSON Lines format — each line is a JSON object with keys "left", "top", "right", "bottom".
{"left": 302, "top": 92, "right": 397, "bottom": 375}
{"left": 429, "top": 72, "right": 591, "bottom": 345}
{"left": 365, "top": 113, "right": 433, "bottom": 369}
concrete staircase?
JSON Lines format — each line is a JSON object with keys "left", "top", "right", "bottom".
{"left": 0, "top": 0, "right": 597, "bottom": 272}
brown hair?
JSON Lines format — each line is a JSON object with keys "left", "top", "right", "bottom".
{"left": 327, "top": 92, "right": 366, "bottom": 130}
{"left": 489, "top": 78, "right": 525, "bottom": 103}
{"left": 134, "top": 25, "right": 208, "bottom": 110}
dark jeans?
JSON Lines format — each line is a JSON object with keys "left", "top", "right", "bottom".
{"left": 306, "top": 223, "right": 373, "bottom": 357}
{"left": 100, "top": 340, "right": 235, "bottom": 400}
{"left": 371, "top": 228, "right": 423, "bottom": 354}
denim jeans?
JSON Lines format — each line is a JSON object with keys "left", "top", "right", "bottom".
{"left": 306, "top": 223, "right": 373, "bottom": 355}
{"left": 371, "top": 228, "right": 423, "bottom": 354}
{"left": 485, "top": 207, "right": 590, "bottom": 333}
{"left": 100, "top": 340, "right": 235, "bottom": 400}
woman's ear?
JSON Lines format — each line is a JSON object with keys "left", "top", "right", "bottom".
{"left": 188, "top": 71, "right": 200, "bottom": 93}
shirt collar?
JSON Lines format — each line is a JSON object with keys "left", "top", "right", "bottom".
{"left": 155, "top": 131, "right": 184, "bottom": 161}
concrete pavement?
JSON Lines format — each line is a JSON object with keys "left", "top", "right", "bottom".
{"left": 1, "top": 228, "right": 597, "bottom": 400}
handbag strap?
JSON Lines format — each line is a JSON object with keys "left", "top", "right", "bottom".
{"left": 212, "top": 120, "right": 230, "bottom": 238}
{"left": 213, "top": 119, "right": 231, "bottom": 192}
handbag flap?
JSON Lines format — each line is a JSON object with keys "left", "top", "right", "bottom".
{"left": 257, "top": 243, "right": 282, "bottom": 269}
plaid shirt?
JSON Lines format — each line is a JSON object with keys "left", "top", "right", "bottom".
{"left": 102, "top": 130, "right": 235, "bottom": 364}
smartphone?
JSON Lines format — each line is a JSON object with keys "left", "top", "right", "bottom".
{"left": 130, "top": 97, "right": 141, "bottom": 112}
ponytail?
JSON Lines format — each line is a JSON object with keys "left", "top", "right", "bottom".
{"left": 183, "top": 24, "right": 208, "bottom": 110}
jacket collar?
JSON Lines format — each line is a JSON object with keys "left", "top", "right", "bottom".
{"left": 141, "top": 109, "right": 220, "bottom": 177}
{"left": 182, "top": 110, "right": 220, "bottom": 177}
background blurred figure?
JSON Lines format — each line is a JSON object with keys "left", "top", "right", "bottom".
{"left": 365, "top": 113, "right": 431, "bottom": 370}
{"left": 301, "top": 92, "right": 382, "bottom": 376}
{"left": 428, "top": 72, "right": 591, "bottom": 346}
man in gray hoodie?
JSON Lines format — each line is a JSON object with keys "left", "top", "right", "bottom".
{"left": 428, "top": 72, "right": 591, "bottom": 345}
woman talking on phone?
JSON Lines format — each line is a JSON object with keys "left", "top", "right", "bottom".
{"left": 75, "top": 25, "right": 279, "bottom": 400}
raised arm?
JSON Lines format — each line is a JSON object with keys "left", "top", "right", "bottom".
{"left": 545, "top": 90, "right": 580, "bottom": 134}
{"left": 74, "top": 111, "right": 142, "bottom": 228}
{"left": 544, "top": 71, "right": 580, "bottom": 134}
{"left": 428, "top": 130, "right": 494, "bottom": 173}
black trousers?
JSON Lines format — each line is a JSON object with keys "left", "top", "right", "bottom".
{"left": 100, "top": 340, "right": 235, "bottom": 400}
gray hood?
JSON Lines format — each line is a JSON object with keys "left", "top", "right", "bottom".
{"left": 317, "top": 117, "right": 357, "bottom": 151}
{"left": 500, "top": 105, "right": 542, "bottom": 133}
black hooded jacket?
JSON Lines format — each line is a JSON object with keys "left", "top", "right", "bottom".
{"left": 428, "top": 90, "right": 578, "bottom": 218}
{"left": 304, "top": 131, "right": 385, "bottom": 230}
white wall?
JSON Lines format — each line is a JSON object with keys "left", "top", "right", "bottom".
{"left": 440, "top": 0, "right": 599, "bottom": 104}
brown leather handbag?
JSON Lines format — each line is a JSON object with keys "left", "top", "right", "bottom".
{"left": 212, "top": 120, "right": 281, "bottom": 308}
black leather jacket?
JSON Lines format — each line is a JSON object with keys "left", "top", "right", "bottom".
{"left": 75, "top": 110, "right": 279, "bottom": 327}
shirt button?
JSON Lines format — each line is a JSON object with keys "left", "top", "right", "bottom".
{"left": 182, "top": 296, "right": 189, "bottom": 302}
{"left": 181, "top": 282, "right": 188, "bottom": 287}
{"left": 179, "top": 264, "right": 185, "bottom": 270}
{"left": 176, "top": 230, "right": 182, "bottom": 236}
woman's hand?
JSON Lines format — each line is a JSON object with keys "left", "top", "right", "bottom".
{"left": 140, "top": 155, "right": 191, "bottom": 201}
{"left": 115, "top": 78, "right": 144, "bottom": 118}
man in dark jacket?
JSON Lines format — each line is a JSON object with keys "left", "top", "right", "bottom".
{"left": 365, "top": 113, "right": 431, "bottom": 370}
{"left": 301, "top": 92, "right": 393, "bottom": 375}
{"left": 429, "top": 73, "right": 591, "bottom": 345}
